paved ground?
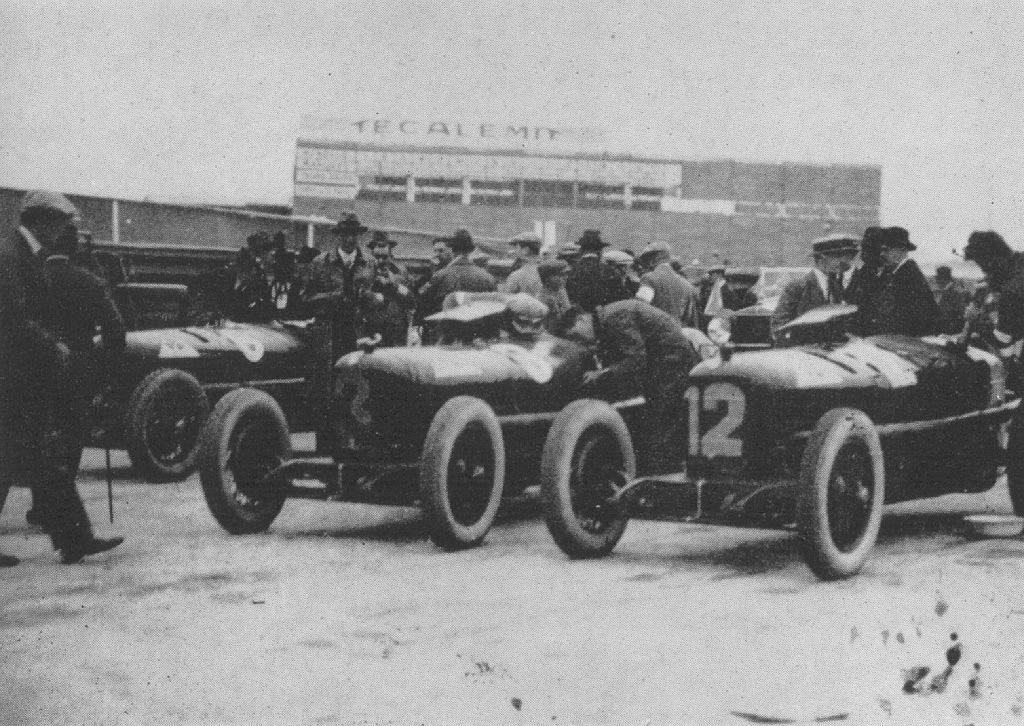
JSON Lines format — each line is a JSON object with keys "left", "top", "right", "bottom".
{"left": 3, "top": 444, "right": 1024, "bottom": 725}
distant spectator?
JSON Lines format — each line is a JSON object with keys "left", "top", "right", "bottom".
{"left": 417, "top": 229, "right": 497, "bottom": 320}
{"left": 603, "top": 248, "right": 641, "bottom": 297}
{"left": 700, "top": 265, "right": 727, "bottom": 322}
{"left": 556, "top": 242, "right": 582, "bottom": 266}
{"left": 635, "top": 241, "right": 700, "bottom": 328}
{"left": 933, "top": 265, "right": 969, "bottom": 335}
{"left": 363, "top": 231, "right": 415, "bottom": 346}
{"left": 566, "top": 230, "right": 630, "bottom": 312}
{"left": 536, "top": 258, "right": 573, "bottom": 334}
{"left": 503, "top": 231, "right": 544, "bottom": 297}
{"left": 873, "top": 227, "right": 940, "bottom": 336}
{"left": 721, "top": 268, "right": 761, "bottom": 311}
{"left": 233, "top": 231, "right": 275, "bottom": 321}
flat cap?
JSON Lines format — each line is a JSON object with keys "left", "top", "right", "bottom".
{"left": 812, "top": 233, "right": 860, "bottom": 256}
{"left": 509, "top": 231, "right": 542, "bottom": 253}
{"left": 538, "top": 258, "right": 570, "bottom": 277}
{"left": 602, "top": 249, "right": 634, "bottom": 266}
{"left": 877, "top": 226, "right": 915, "bottom": 251}
{"left": 20, "top": 189, "right": 79, "bottom": 219}
{"left": 507, "top": 293, "right": 549, "bottom": 322}
{"left": 639, "top": 241, "right": 672, "bottom": 258}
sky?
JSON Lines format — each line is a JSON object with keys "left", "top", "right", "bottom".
{"left": 2, "top": 0, "right": 1022, "bottom": 264}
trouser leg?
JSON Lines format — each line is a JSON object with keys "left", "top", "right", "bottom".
{"left": 33, "top": 388, "right": 92, "bottom": 551}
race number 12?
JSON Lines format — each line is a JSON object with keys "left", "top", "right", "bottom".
{"left": 684, "top": 383, "right": 745, "bottom": 458}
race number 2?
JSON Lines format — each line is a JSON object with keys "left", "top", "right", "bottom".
{"left": 683, "top": 383, "right": 745, "bottom": 458}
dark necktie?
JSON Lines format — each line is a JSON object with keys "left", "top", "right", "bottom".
{"left": 828, "top": 273, "right": 843, "bottom": 304}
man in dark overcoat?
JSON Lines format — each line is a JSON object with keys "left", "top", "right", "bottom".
{"left": 873, "top": 227, "right": 940, "bottom": 336}
{"left": 301, "top": 213, "right": 376, "bottom": 357}
{"left": 417, "top": 229, "right": 497, "bottom": 318}
{"left": 844, "top": 226, "right": 886, "bottom": 335}
{"left": 0, "top": 190, "right": 124, "bottom": 565}
{"left": 565, "top": 230, "right": 630, "bottom": 312}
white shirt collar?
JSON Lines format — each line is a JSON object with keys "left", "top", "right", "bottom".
{"left": 336, "top": 247, "right": 357, "bottom": 266}
{"left": 813, "top": 267, "right": 830, "bottom": 296}
{"left": 19, "top": 225, "right": 42, "bottom": 256}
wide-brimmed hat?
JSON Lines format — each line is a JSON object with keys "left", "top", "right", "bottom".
{"left": 20, "top": 189, "right": 80, "bottom": 220}
{"left": 368, "top": 230, "right": 395, "bottom": 249}
{"left": 509, "top": 231, "right": 542, "bottom": 254}
{"left": 578, "top": 229, "right": 608, "bottom": 251}
{"left": 332, "top": 213, "right": 368, "bottom": 235}
{"left": 877, "top": 226, "right": 916, "bottom": 251}
{"left": 812, "top": 233, "right": 860, "bottom": 256}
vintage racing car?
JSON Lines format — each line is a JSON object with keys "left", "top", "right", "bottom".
{"left": 539, "top": 304, "right": 1023, "bottom": 579}
{"left": 195, "top": 297, "right": 662, "bottom": 549}
{"left": 95, "top": 318, "right": 320, "bottom": 481}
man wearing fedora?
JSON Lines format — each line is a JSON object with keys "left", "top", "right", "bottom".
{"left": 566, "top": 229, "right": 629, "bottom": 312}
{"left": 873, "top": 226, "right": 940, "bottom": 336}
{"left": 502, "top": 231, "right": 544, "bottom": 298}
{"left": 417, "top": 229, "right": 496, "bottom": 320}
{"left": 773, "top": 233, "right": 860, "bottom": 334}
{"left": 363, "top": 231, "right": 415, "bottom": 347}
{"left": 636, "top": 241, "right": 700, "bottom": 328}
{"left": 0, "top": 190, "right": 124, "bottom": 565}
{"left": 844, "top": 226, "right": 886, "bottom": 335}
{"left": 301, "top": 212, "right": 376, "bottom": 356}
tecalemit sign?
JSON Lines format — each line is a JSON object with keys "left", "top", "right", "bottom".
{"left": 301, "top": 116, "right": 606, "bottom": 152}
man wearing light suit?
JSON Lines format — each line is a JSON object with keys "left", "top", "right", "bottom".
{"left": 772, "top": 233, "right": 860, "bottom": 335}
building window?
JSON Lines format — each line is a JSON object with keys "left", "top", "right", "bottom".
{"left": 357, "top": 175, "right": 407, "bottom": 202}
{"left": 415, "top": 177, "right": 462, "bottom": 204}
{"left": 522, "top": 180, "right": 573, "bottom": 208}
{"left": 578, "top": 183, "right": 625, "bottom": 209}
{"left": 470, "top": 180, "right": 519, "bottom": 206}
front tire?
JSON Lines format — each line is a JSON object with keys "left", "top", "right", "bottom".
{"left": 419, "top": 396, "right": 505, "bottom": 550}
{"left": 797, "top": 408, "right": 885, "bottom": 580}
{"left": 198, "top": 388, "right": 291, "bottom": 534}
{"left": 1005, "top": 406, "right": 1024, "bottom": 515}
{"left": 125, "top": 368, "right": 210, "bottom": 481}
{"left": 541, "top": 399, "right": 634, "bottom": 558}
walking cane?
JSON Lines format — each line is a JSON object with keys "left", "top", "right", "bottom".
{"left": 106, "top": 445, "right": 114, "bottom": 523}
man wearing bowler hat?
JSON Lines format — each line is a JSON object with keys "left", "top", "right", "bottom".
{"left": 301, "top": 212, "right": 376, "bottom": 356}
{"left": 566, "top": 229, "right": 629, "bottom": 312}
{"left": 0, "top": 190, "right": 124, "bottom": 565}
{"left": 873, "top": 226, "right": 940, "bottom": 336}
{"left": 773, "top": 233, "right": 860, "bottom": 333}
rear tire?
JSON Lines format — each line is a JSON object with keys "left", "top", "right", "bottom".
{"left": 125, "top": 368, "right": 210, "bottom": 481}
{"left": 198, "top": 388, "right": 291, "bottom": 534}
{"left": 541, "top": 399, "right": 634, "bottom": 558}
{"left": 797, "top": 408, "right": 885, "bottom": 580}
{"left": 419, "top": 396, "right": 505, "bottom": 550}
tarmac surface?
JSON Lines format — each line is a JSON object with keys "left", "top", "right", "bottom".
{"left": 4, "top": 440, "right": 1024, "bottom": 725}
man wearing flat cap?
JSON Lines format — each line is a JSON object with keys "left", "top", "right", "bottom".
{"left": 301, "top": 212, "right": 376, "bottom": 356}
{"left": 418, "top": 229, "right": 497, "bottom": 321}
{"left": 636, "top": 241, "right": 700, "bottom": 328}
{"left": 503, "top": 231, "right": 544, "bottom": 298}
{"left": 566, "top": 229, "right": 630, "bottom": 312}
{"left": 536, "top": 258, "right": 572, "bottom": 334}
{"left": 0, "top": 190, "right": 124, "bottom": 565}
{"left": 773, "top": 233, "right": 860, "bottom": 334}
{"left": 873, "top": 226, "right": 940, "bottom": 336}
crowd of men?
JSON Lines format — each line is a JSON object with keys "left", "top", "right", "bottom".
{"left": 2, "top": 189, "right": 1018, "bottom": 567}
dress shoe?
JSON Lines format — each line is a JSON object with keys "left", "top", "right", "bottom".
{"left": 60, "top": 536, "right": 124, "bottom": 564}
{"left": 0, "top": 553, "right": 19, "bottom": 567}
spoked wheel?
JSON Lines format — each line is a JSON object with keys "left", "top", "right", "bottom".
{"left": 126, "top": 368, "right": 210, "bottom": 481}
{"left": 798, "top": 408, "right": 885, "bottom": 580}
{"left": 198, "top": 389, "right": 291, "bottom": 534}
{"left": 420, "top": 397, "right": 505, "bottom": 550}
{"left": 541, "top": 399, "right": 635, "bottom": 558}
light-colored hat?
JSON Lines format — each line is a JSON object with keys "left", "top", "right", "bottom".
{"left": 811, "top": 233, "right": 860, "bottom": 256}
{"left": 639, "top": 241, "right": 672, "bottom": 258}
{"left": 602, "top": 249, "right": 634, "bottom": 266}
{"left": 20, "top": 190, "right": 79, "bottom": 219}
{"left": 507, "top": 293, "right": 549, "bottom": 322}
